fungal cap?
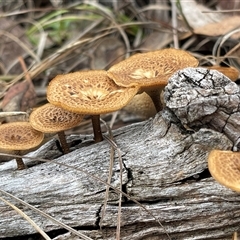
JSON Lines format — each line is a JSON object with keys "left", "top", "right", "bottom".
{"left": 206, "top": 65, "right": 239, "bottom": 81}
{"left": 107, "top": 48, "right": 199, "bottom": 88}
{"left": 0, "top": 122, "right": 44, "bottom": 150}
{"left": 29, "top": 103, "right": 84, "bottom": 133}
{"left": 47, "top": 70, "right": 139, "bottom": 115}
{"left": 208, "top": 149, "right": 240, "bottom": 192}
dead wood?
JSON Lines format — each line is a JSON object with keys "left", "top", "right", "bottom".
{"left": 0, "top": 68, "right": 240, "bottom": 240}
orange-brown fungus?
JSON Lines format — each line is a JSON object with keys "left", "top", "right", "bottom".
{"left": 0, "top": 122, "right": 44, "bottom": 150}
{"left": 208, "top": 150, "right": 240, "bottom": 192}
{"left": 47, "top": 70, "right": 139, "bottom": 115}
{"left": 29, "top": 103, "right": 84, "bottom": 133}
{"left": 206, "top": 66, "right": 239, "bottom": 81}
{"left": 107, "top": 48, "right": 199, "bottom": 88}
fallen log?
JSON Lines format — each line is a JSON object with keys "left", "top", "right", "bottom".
{"left": 0, "top": 68, "right": 239, "bottom": 240}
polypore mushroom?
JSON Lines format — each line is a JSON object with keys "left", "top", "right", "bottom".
{"left": 107, "top": 48, "right": 199, "bottom": 112}
{"left": 206, "top": 65, "right": 239, "bottom": 81}
{"left": 47, "top": 70, "right": 139, "bottom": 142}
{"left": 0, "top": 122, "right": 44, "bottom": 170}
{"left": 29, "top": 103, "right": 84, "bottom": 154}
{"left": 208, "top": 149, "right": 240, "bottom": 192}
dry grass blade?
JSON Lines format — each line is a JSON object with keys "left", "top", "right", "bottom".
{"left": 202, "top": 9, "right": 240, "bottom": 13}
{"left": 0, "top": 190, "right": 93, "bottom": 240}
{"left": 137, "top": 4, "right": 170, "bottom": 13}
{"left": 212, "top": 28, "right": 240, "bottom": 64}
{"left": 100, "top": 118, "right": 123, "bottom": 240}
{"left": 5, "top": 34, "right": 99, "bottom": 92}
{"left": 0, "top": 30, "right": 40, "bottom": 63}
{"left": 0, "top": 196, "right": 51, "bottom": 240}
{"left": 0, "top": 111, "right": 27, "bottom": 117}
{"left": 0, "top": 7, "right": 57, "bottom": 17}
{"left": 99, "top": 120, "right": 115, "bottom": 230}
{"left": 0, "top": 152, "right": 171, "bottom": 240}
{"left": 232, "top": 231, "right": 238, "bottom": 240}
{"left": 170, "top": 0, "right": 179, "bottom": 49}
{"left": 103, "top": 134, "right": 123, "bottom": 240}
{"left": 84, "top": 1, "right": 131, "bottom": 58}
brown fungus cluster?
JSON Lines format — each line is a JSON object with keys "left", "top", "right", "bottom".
{"left": 3, "top": 48, "right": 239, "bottom": 171}
{"left": 0, "top": 48, "right": 200, "bottom": 170}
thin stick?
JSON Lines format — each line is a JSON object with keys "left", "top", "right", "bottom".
{"left": 0, "top": 196, "right": 51, "bottom": 240}
{"left": 18, "top": 56, "right": 32, "bottom": 83}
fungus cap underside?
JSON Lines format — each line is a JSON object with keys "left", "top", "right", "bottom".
{"left": 107, "top": 48, "right": 199, "bottom": 88}
{"left": 208, "top": 149, "right": 240, "bottom": 192}
{"left": 0, "top": 122, "right": 44, "bottom": 150}
{"left": 47, "top": 70, "right": 139, "bottom": 114}
{"left": 29, "top": 103, "right": 85, "bottom": 133}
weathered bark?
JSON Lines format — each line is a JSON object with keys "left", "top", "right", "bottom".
{"left": 165, "top": 67, "right": 240, "bottom": 150}
{"left": 0, "top": 68, "right": 240, "bottom": 240}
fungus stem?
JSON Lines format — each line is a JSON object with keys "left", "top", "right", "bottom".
{"left": 57, "top": 131, "right": 70, "bottom": 154}
{"left": 91, "top": 115, "right": 103, "bottom": 143}
{"left": 145, "top": 89, "right": 163, "bottom": 112}
{"left": 15, "top": 150, "right": 26, "bottom": 170}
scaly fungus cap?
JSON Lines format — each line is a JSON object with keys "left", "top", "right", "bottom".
{"left": 0, "top": 122, "right": 44, "bottom": 150}
{"left": 47, "top": 70, "right": 139, "bottom": 115}
{"left": 107, "top": 48, "right": 199, "bottom": 89}
{"left": 208, "top": 149, "right": 240, "bottom": 192}
{"left": 29, "top": 103, "right": 84, "bottom": 133}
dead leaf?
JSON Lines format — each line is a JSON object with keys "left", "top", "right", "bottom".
{"left": 2, "top": 79, "right": 36, "bottom": 113}
{"left": 180, "top": 0, "right": 224, "bottom": 29}
{"left": 194, "top": 16, "right": 240, "bottom": 39}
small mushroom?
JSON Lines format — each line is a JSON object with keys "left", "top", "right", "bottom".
{"left": 29, "top": 103, "right": 85, "bottom": 154}
{"left": 47, "top": 70, "right": 139, "bottom": 142}
{"left": 205, "top": 65, "right": 239, "bottom": 81}
{"left": 0, "top": 122, "right": 44, "bottom": 170}
{"left": 107, "top": 48, "right": 198, "bottom": 112}
{"left": 208, "top": 149, "right": 240, "bottom": 192}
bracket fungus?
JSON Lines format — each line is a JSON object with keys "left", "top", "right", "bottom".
{"left": 208, "top": 149, "right": 240, "bottom": 192}
{"left": 107, "top": 48, "right": 198, "bottom": 112}
{"left": 29, "top": 103, "right": 84, "bottom": 154}
{"left": 0, "top": 122, "right": 44, "bottom": 170}
{"left": 47, "top": 70, "right": 139, "bottom": 142}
